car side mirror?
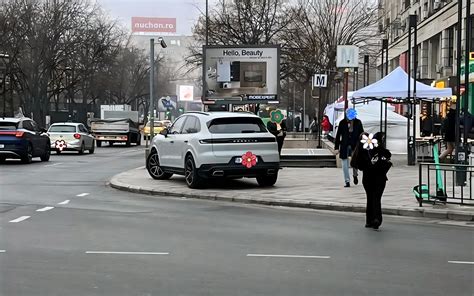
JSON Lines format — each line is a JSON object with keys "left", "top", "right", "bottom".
{"left": 160, "top": 128, "right": 168, "bottom": 137}
{"left": 39, "top": 127, "right": 47, "bottom": 133}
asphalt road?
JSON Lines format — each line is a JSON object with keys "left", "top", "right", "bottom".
{"left": 0, "top": 144, "right": 473, "bottom": 296}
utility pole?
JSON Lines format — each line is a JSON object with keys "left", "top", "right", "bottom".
{"left": 149, "top": 39, "right": 155, "bottom": 151}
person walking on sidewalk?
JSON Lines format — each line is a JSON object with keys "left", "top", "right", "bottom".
{"left": 352, "top": 132, "right": 392, "bottom": 230}
{"left": 440, "top": 103, "right": 456, "bottom": 161}
{"left": 334, "top": 108, "right": 364, "bottom": 187}
{"left": 309, "top": 116, "right": 318, "bottom": 140}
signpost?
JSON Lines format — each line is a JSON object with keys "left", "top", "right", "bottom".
{"left": 313, "top": 73, "right": 328, "bottom": 148}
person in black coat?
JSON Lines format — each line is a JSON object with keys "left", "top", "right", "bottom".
{"left": 440, "top": 105, "right": 456, "bottom": 160}
{"left": 352, "top": 132, "right": 392, "bottom": 230}
{"left": 334, "top": 108, "right": 364, "bottom": 187}
{"left": 267, "top": 119, "right": 287, "bottom": 154}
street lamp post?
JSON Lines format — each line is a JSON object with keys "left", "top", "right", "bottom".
{"left": 0, "top": 54, "right": 8, "bottom": 117}
{"left": 147, "top": 37, "right": 167, "bottom": 153}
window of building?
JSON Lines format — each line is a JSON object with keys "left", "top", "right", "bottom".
{"left": 470, "top": 15, "right": 474, "bottom": 51}
{"left": 404, "top": 0, "right": 410, "bottom": 10}
{"left": 448, "top": 26, "right": 454, "bottom": 66}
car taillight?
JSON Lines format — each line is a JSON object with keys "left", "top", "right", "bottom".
{"left": 73, "top": 133, "right": 81, "bottom": 139}
{"left": 15, "top": 131, "right": 24, "bottom": 138}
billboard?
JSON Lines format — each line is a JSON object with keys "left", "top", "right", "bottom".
{"left": 131, "top": 17, "right": 176, "bottom": 33}
{"left": 178, "top": 85, "right": 194, "bottom": 101}
{"left": 157, "top": 96, "right": 177, "bottom": 112}
{"left": 203, "top": 45, "right": 280, "bottom": 103}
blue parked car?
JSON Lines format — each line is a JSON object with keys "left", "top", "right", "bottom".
{"left": 0, "top": 117, "right": 51, "bottom": 163}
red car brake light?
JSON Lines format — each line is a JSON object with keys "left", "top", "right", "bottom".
{"left": 73, "top": 133, "right": 81, "bottom": 139}
{"left": 15, "top": 131, "right": 24, "bottom": 138}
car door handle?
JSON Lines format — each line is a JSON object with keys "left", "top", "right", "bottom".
{"left": 170, "top": 141, "right": 174, "bottom": 143}
{"left": 184, "top": 140, "right": 188, "bottom": 143}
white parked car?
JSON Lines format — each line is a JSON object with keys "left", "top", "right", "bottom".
{"left": 47, "top": 122, "right": 95, "bottom": 154}
{"left": 146, "top": 112, "right": 280, "bottom": 188}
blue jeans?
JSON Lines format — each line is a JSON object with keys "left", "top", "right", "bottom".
{"left": 342, "top": 146, "right": 358, "bottom": 184}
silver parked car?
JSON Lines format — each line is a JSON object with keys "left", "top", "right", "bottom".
{"left": 146, "top": 112, "right": 280, "bottom": 188}
{"left": 47, "top": 123, "right": 95, "bottom": 154}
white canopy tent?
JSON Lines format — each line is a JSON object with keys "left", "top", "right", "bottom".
{"left": 352, "top": 67, "right": 452, "bottom": 99}
{"left": 324, "top": 100, "right": 409, "bottom": 154}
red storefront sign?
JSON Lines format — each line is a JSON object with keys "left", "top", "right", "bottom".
{"left": 131, "top": 17, "right": 176, "bottom": 33}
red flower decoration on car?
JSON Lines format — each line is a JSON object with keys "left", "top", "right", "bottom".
{"left": 241, "top": 151, "right": 257, "bottom": 169}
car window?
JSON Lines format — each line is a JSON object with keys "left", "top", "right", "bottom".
{"left": 169, "top": 117, "right": 186, "bottom": 134}
{"left": 22, "top": 120, "right": 34, "bottom": 131}
{"left": 0, "top": 121, "right": 18, "bottom": 130}
{"left": 49, "top": 125, "right": 77, "bottom": 133}
{"left": 182, "top": 116, "right": 200, "bottom": 134}
{"left": 79, "top": 125, "right": 88, "bottom": 133}
{"left": 208, "top": 117, "right": 267, "bottom": 134}
{"left": 30, "top": 120, "right": 39, "bottom": 132}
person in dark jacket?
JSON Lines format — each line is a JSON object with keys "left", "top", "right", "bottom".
{"left": 334, "top": 108, "right": 364, "bottom": 187}
{"left": 267, "top": 119, "right": 287, "bottom": 154}
{"left": 440, "top": 105, "right": 456, "bottom": 160}
{"left": 351, "top": 132, "right": 392, "bottom": 230}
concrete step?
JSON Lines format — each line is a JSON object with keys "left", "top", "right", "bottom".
{"left": 280, "top": 153, "right": 337, "bottom": 168}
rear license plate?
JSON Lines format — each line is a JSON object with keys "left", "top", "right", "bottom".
{"left": 0, "top": 144, "right": 4, "bottom": 149}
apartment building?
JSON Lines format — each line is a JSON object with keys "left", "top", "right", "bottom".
{"left": 379, "top": 0, "right": 472, "bottom": 81}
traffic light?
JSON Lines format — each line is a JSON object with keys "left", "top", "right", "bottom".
{"left": 165, "top": 111, "right": 171, "bottom": 120}
{"left": 178, "top": 108, "right": 184, "bottom": 114}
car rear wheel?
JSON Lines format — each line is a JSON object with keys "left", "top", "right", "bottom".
{"left": 21, "top": 144, "right": 33, "bottom": 164}
{"left": 40, "top": 144, "right": 50, "bottom": 161}
{"left": 256, "top": 173, "right": 278, "bottom": 187}
{"left": 184, "top": 155, "right": 204, "bottom": 189}
{"left": 89, "top": 140, "right": 95, "bottom": 154}
{"left": 136, "top": 135, "right": 141, "bottom": 146}
{"left": 147, "top": 150, "right": 172, "bottom": 180}
{"left": 78, "top": 142, "right": 85, "bottom": 154}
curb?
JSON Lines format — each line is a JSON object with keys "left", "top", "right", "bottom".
{"left": 109, "top": 174, "right": 474, "bottom": 222}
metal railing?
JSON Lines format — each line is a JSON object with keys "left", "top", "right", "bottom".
{"left": 417, "top": 162, "right": 474, "bottom": 206}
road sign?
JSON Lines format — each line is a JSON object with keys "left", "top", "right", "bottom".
{"left": 313, "top": 74, "right": 327, "bottom": 88}
{"left": 336, "top": 45, "right": 359, "bottom": 68}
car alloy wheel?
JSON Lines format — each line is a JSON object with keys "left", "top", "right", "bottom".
{"left": 22, "top": 144, "right": 33, "bottom": 164}
{"left": 79, "top": 143, "right": 85, "bottom": 154}
{"left": 184, "top": 156, "right": 203, "bottom": 189}
{"left": 146, "top": 150, "right": 172, "bottom": 180}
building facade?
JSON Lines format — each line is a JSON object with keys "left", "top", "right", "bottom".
{"left": 380, "top": 0, "right": 472, "bottom": 81}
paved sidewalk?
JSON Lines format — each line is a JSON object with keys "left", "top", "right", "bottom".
{"left": 110, "top": 165, "right": 474, "bottom": 221}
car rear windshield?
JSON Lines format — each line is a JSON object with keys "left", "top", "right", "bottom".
{"left": 146, "top": 122, "right": 163, "bottom": 127}
{"left": 49, "top": 125, "right": 77, "bottom": 132}
{"left": 0, "top": 122, "right": 18, "bottom": 130}
{"left": 208, "top": 117, "right": 267, "bottom": 134}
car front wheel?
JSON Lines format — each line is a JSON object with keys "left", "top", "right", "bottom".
{"left": 256, "top": 173, "right": 278, "bottom": 187}
{"left": 40, "top": 143, "right": 50, "bottom": 161}
{"left": 146, "top": 150, "right": 172, "bottom": 180}
{"left": 184, "top": 155, "right": 204, "bottom": 189}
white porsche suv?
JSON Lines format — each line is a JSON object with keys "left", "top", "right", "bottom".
{"left": 146, "top": 112, "right": 280, "bottom": 188}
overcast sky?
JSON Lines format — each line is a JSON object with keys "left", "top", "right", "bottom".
{"left": 97, "top": 0, "right": 218, "bottom": 36}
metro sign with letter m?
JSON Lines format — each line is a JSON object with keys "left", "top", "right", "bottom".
{"left": 313, "top": 74, "right": 327, "bottom": 88}
{"left": 337, "top": 45, "right": 359, "bottom": 68}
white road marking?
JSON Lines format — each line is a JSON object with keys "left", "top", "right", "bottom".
{"left": 85, "top": 251, "right": 169, "bottom": 255}
{"left": 0, "top": 250, "right": 5, "bottom": 253}
{"left": 247, "top": 254, "right": 331, "bottom": 259}
{"left": 57, "top": 200, "right": 70, "bottom": 205}
{"left": 76, "top": 193, "right": 90, "bottom": 197}
{"left": 9, "top": 216, "right": 31, "bottom": 223}
{"left": 44, "top": 162, "right": 63, "bottom": 167}
{"left": 448, "top": 261, "right": 474, "bottom": 265}
{"left": 36, "top": 206, "right": 54, "bottom": 212}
